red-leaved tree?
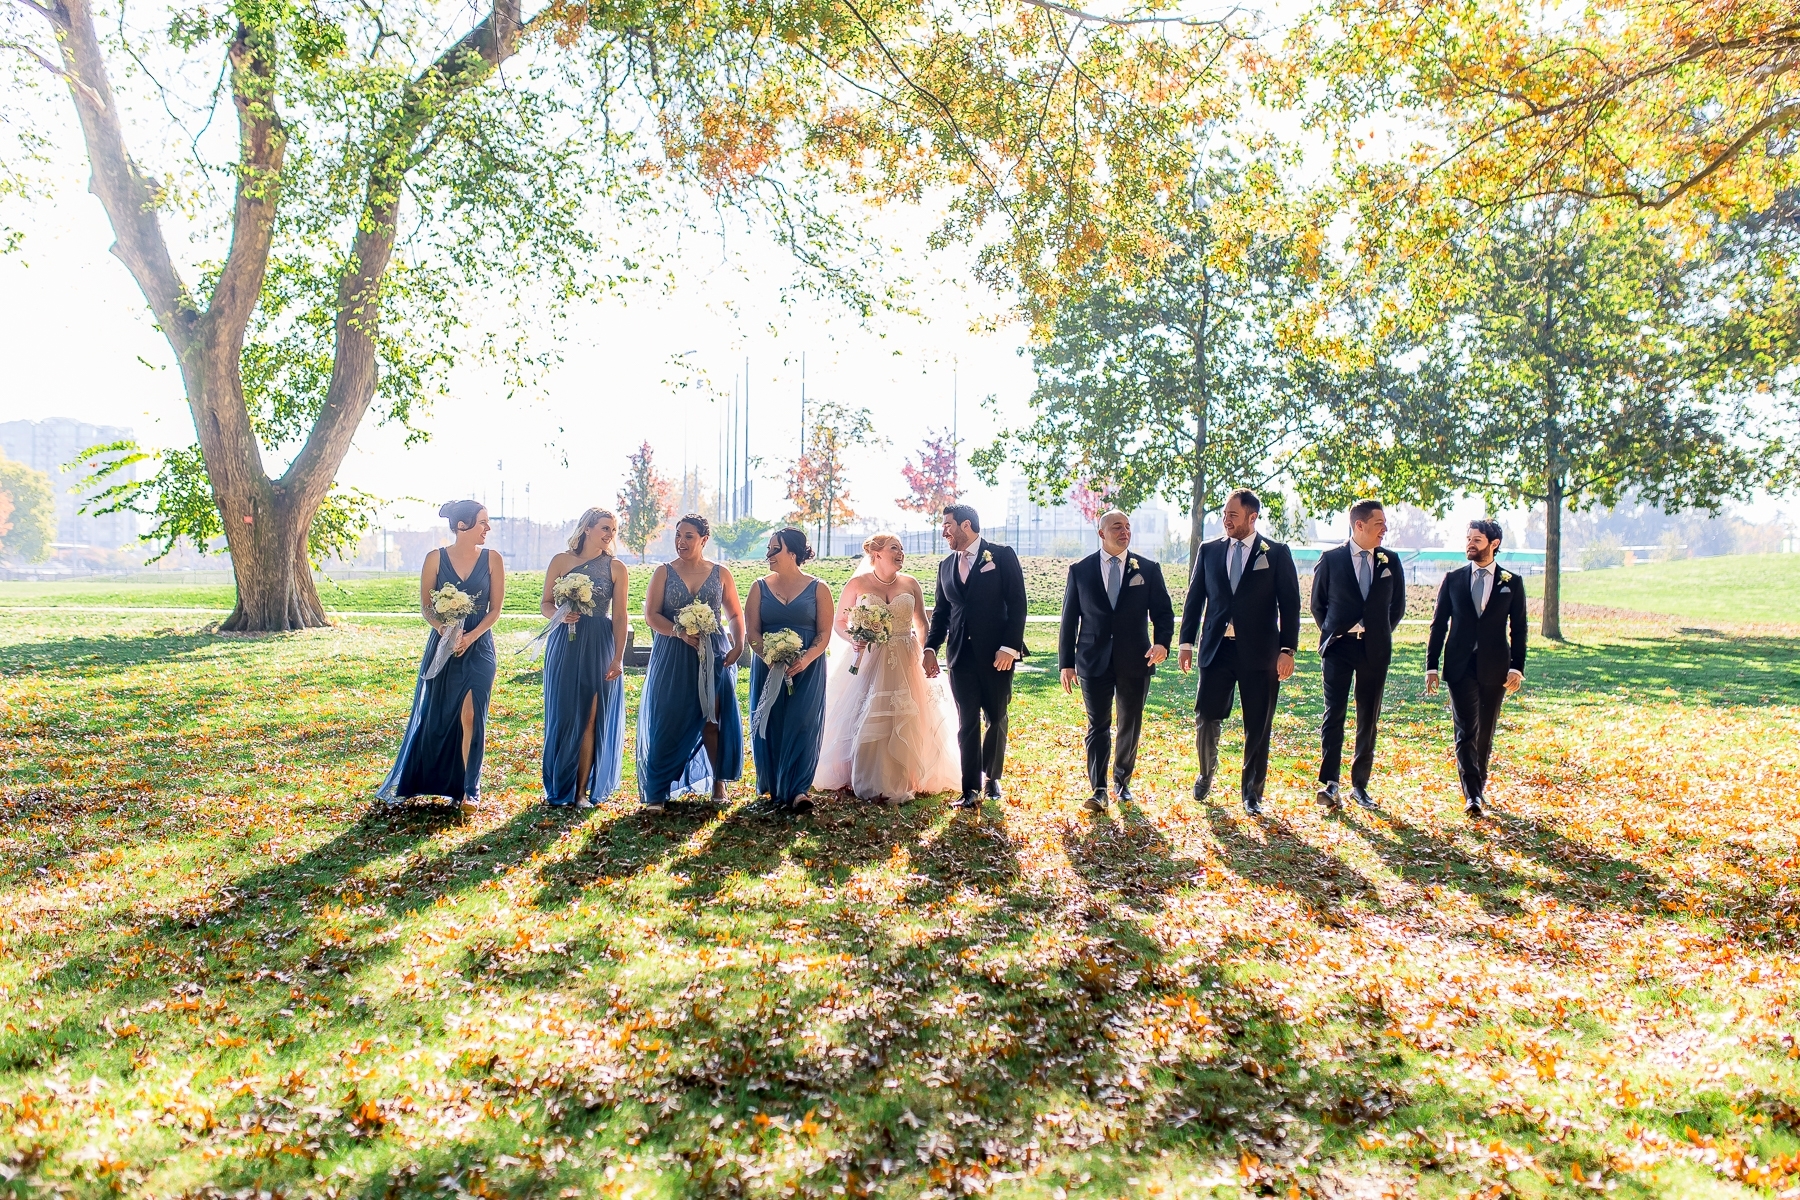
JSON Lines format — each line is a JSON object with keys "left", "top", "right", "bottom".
{"left": 896, "top": 430, "right": 961, "bottom": 516}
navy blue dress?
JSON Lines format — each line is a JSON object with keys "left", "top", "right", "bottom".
{"left": 749, "top": 578, "right": 826, "bottom": 804}
{"left": 379, "top": 548, "right": 496, "bottom": 804}
{"left": 635, "top": 561, "right": 744, "bottom": 801}
{"left": 541, "top": 553, "right": 624, "bottom": 805}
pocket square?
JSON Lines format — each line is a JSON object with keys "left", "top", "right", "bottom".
{"left": 979, "top": 561, "right": 996, "bottom": 573}
{"left": 1496, "top": 586, "right": 1510, "bottom": 594}
{"left": 1127, "top": 576, "right": 1145, "bottom": 586}
{"left": 1251, "top": 558, "right": 1270, "bottom": 571}
{"left": 1378, "top": 568, "right": 1392, "bottom": 578}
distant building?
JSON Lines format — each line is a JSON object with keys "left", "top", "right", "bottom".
{"left": 0, "top": 418, "right": 138, "bottom": 548}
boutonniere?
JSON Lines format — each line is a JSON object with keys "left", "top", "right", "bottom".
{"left": 1375, "top": 551, "right": 1388, "bottom": 566}
{"left": 981, "top": 550, "right": 993, "bottom": 565}
{"left": 1499, "top": 570, "right": 1512, "bottom": 584}
{"left": 1128, "top": 557, "right": 1139, "bottom": 571}
{"left": 1257, "top": 541, "right": 1269, "bottom": 554}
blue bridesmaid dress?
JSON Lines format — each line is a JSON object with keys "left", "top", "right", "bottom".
{"left": 749, "top": 578, "right": 826, "bottom": 806}
{"left": 541, "top": 552, "right": 624, "bottom": 805}
{"left": 635, "top": 562, "right": 744, "bottom": 802}
{"left": 379, "top": 548, "right": 497, "bottom": 805}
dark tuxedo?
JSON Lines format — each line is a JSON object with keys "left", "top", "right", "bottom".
{"left": 927, "top": 539, "right": 1030, "bottom": 794}
{"left": 1310, "top": 541, "right": 1408, "bottom": 789}
{"left": 1177, "top": 534, "right": 1301, "bottom": 803}
{"left": 1427, "top": 562, "right": 1528, "bottom": 800}
{"left": 1059, "top": 550, "right": 1175, "bottom": 793}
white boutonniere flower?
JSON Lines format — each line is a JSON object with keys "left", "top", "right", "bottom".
{"left": 1499, "top": 570, "right": 1512, "bottom": 584}
{"left": 1257, "top": 541, "right": 1269, "bottom": 554}
{"left": 1128, "top": 557, "right": 1139, "bottom": 571}
{"left": 981, "top": 550, "right": 993, "bottom": 564}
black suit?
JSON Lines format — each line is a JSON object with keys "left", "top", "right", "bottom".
{"left": 927, "top": 539, "right": 1030, "bottom": 794}
{"left": 1310, "top": 541, "right": 1408, "bottom": 789}
{"left": 1177, "top": 535, "right": 1302, "bottom": 803}
{"left": 1427, "top": 562, "right": 1528, "bottom": 800}
{"left": 1059, "top": 550, "right": 1175, "bottom": 792}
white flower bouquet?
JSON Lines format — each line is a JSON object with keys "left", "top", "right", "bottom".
{"left": 761, "top": 628, "right": 805, "bottom": 692}
{"left": 844, "top": 596, "right": 893, "bottom": 675}
{"left": 425, "top": 584, "right": 477, "bottom": 679}
{"left": 676, "top": 600, "right": 720, "bottom": 639}
{"left": 551, "top": 572, "right": 596, "bottom": 641}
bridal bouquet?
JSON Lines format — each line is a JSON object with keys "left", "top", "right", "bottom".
{"left": 675, "top": 600, "right": 720, "bottom": 639}
{"left": 844, "top": 596, "right": 893, "bottom": 675}
{"left": 425, "top": 584, "right": 476, "bottom": 679}
{"left": 551, "top": 572, "right": 596, "bottom": 641}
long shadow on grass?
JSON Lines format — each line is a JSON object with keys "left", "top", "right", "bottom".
{"left": 1204, "top": 804, "right": 1376, "bottom": 914}
{"left": 1528, "top": 633, "right": 1800, "bottom": 707}
{"left": 0, "top": 629, "right": 242, "bottom": 675}
{"left": 1063, "top": 801, "right": 1204, "bottom": 911}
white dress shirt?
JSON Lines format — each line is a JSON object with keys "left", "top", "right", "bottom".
{"left": 1179, "top": 534, "right": 1259, "bottom": 652}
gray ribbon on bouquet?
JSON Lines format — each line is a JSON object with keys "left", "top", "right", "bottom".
{"left": 750, "top": 663, "right": 791, "bottom": 739}
{"left": 423, "top": 619, "right": 465, "bottom": 680}
{"left": 696, "top": 631, "right": 716, "bottom": 722}
{"left": 517, "top": 602, "right": 576, "bottom": 658}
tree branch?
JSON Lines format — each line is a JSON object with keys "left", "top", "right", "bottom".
{"left": 204, "top": 24, "right": 285, "bottom": 343}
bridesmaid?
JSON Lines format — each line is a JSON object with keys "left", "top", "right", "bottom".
{"left": 379, "top": 500, "right": 506, "bottom": 820}
{"left": 636, "top": 514, "right": 745, "bottom": 810}
{"left": 540, "top": 507, "right": 630, "bottom": 808}
{"left": 745, "top": 528, "right": 833, "bottom": 815}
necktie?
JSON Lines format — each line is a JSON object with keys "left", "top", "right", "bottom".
{"left": 1472, "top": 567, "right": 1489, "bottom": 615}
{"left": 1228, "top": 539, "right": 1245, "bottom": 590}
{"left": 1106, "top": 555, "right": 1122, "bottom": 606}
{"left": 959, "top": 548, "right": 975, "bottom": 583}
{"left": 1356, "top": 549, "right": 1371, "bottom": 599}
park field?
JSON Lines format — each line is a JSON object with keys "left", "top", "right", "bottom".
{"left": 0, "top": 556, "right": 1798, "bottom": 1197}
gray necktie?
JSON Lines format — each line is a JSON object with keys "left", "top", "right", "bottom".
{"left": 1472, "top": 567, "right": 1490, "bottom": 615}
{"left": 1228, "top": 539, "right": 1245, "bottom": 590}
{"left": 1105, "top": 555, "right": 1122, "bottom": 606}
{"left": 1356, "top": 549, "right": 1371, "bottom": 599}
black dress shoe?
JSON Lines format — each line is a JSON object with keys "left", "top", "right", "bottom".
{"left": 1465, "top": 795, "right": 1483, "bottom": 818}
{"left": 1082, "top": 790, "right": 1108, "bottom": 813}
{"left": 952, "top": 791, "right": 982, "bottom": 810}
{"left": 1114, "top": 783, "right": 1134, "bottom": 805}
{"left": 1317, "top": 781, "right": 1342, "bottom": 812}
{"left": 983, "top": 780, "right": 1002, "bottom": 801}
{"left": 1244, "top": 794, "right": 1263, "bottom": 816}
{"left": 1193, "top": 776, "right": 1212, "bottom": 802}
{"left": 1352, "top": 786, "right": 1378, "bottom": 810}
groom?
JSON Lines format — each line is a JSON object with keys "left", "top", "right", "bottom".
{"left": 925, "top": 504, "right": 1029, "bottom": 811}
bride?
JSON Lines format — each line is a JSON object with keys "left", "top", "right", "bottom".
{"left": 815, "top": 532, "right": 962, "bottom": 804}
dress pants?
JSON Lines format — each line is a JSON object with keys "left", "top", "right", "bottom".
{"left": 1195, "top": 639, "right": 1279, "bottom": 802}
{"left": 1319, "top": 651, "right": 1390, "bottom": 788}
{"left": 949, "top": 662, "right": 1013, "bottom": 794}
{"left": 1446, "top": 665, "right": 1506, "bottom": 799}
{"left": 1079, "top": 671, "right": 1148, "bottom": 792}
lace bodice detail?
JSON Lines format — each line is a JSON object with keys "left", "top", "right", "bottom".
{"left": 568, "top": 553, "right": 615, "bottom": 606}
{"left": 661, "top": 561, "right": 724, "bottom": 620}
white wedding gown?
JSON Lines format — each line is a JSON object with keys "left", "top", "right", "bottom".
{"left": 815, "top": 592, "right": 963, "bottom": 801}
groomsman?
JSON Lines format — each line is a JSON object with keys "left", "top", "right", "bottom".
{"left": 1059, "top": 509, "right": 1175, "bottom": 813}
{"left": 925, "top": 505, "right": 1030, "bottom": 810}
{"left": 1426, "top": 518, "right": 1527, "bottom": 818}
{"left": 1177, "top": 489, "right": 1301, "bottom": 815}
{"left": 1311, "top": 499, "right": 1409, "bottom": 812}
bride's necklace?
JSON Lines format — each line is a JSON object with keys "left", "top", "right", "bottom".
{"left": 870, "top": 570, "right": 899, "bottom": 586}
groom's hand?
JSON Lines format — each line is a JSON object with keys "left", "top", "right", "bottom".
{"left": 923, "top": 648, "right": 940, "bottom": 678}
{"left": 1060, "top": 667, "right": 1076, "bottom": 693}
{"left": 1178, "top": 645, "right": 1193, "bottom": 673}
{"left": 1146, "top": 644, "right": 1168, "bottom": 667}
{"left": 993, "top": 649, "right": 1018, "bottom": 672}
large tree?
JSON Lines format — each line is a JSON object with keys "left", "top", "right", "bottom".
{"left": 4, "top": 0, "right": 1243, "bottom": 630}
{"left": 785, "top": 400, "right": 878, "bottom": 554}
{"left": 1340, "top": 199, "right": 1783, "bottom": 638}
{"left": 974, "top": 150, "right": 1326, "bottom": 566}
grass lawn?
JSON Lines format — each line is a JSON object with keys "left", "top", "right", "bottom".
{"left": 1559, "top": 554, "right": 1800, "bottom": 624}
{"left": 1, "top": 579, "right": 1799, "bottom": 1197}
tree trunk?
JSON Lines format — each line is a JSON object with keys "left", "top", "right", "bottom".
{"left": 1541, "top": 475, "right": 1564, "bottom": 640}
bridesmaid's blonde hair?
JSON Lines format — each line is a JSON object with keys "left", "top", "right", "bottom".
{"left": 862, "top": 532, "right": 903, "bottom": 558}
{"left": 567, "top": 507, "right": 617, "bottom": 553}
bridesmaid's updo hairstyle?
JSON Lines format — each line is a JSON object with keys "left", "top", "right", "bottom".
{"left": 567, "top": 507, "right": 617, "bottom": 552}
{"left": 773, "top": 526, "right": 814, "bottom": 564}
{"left": 676, "top": 513, "right": 710, "bottom": 538}
{"left": 862, "top": 532, "right": 903, "bottom": 559}
{"left": 440, "top": 499, "right": 484, "bottom": 532}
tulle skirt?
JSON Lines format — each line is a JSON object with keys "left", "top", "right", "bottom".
{"left": 815, "top": 631, "right": 962, "bottom": 801}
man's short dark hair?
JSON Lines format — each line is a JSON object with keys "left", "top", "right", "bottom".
{"left": 1225, "top": 487, "right": 1261, "bottom": 514}
{"left": 1468, "top": 518, "right": 1503, "bottom": 544}
{"left": 943, "top": 504, "right": 980, "bottom": 533}
{"left": 1349, "top": 498, "right": 1384, "bottom": 526}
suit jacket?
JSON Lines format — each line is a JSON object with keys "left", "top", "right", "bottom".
{"left": 1427, "top": 562, "right": 1528, "bottom": 685}
{"left": 1058, "top": 550, "right": 1175, "bottom": 679}
{"left": 1310, "top": 541, "right": 1408, "bottom": 663}
{"left": 926, "top": 539, "right": 1030, "bottom": 671}
{"left": 1178, "top": 535, "right": 1302, "bottom": 672}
